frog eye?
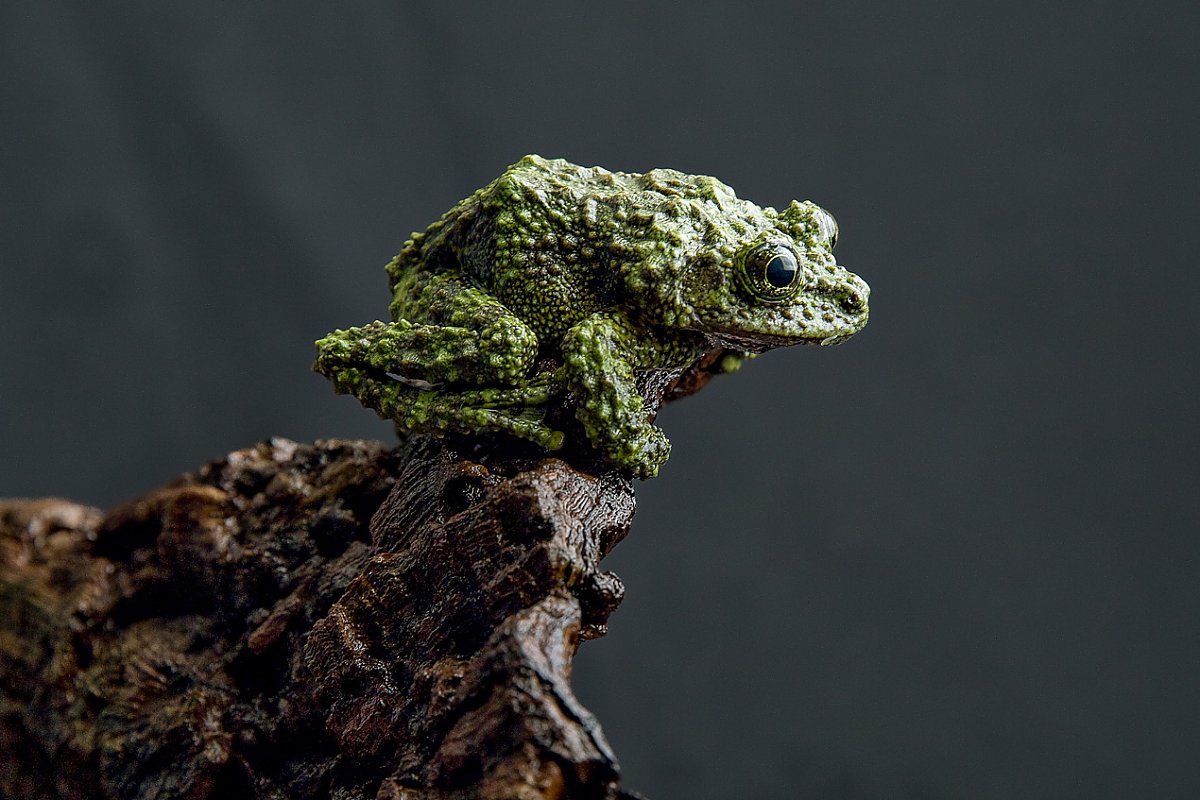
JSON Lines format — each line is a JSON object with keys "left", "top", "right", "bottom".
{"left": 815, "top": 208, "right": 839, "bottom": 249}
{"left": 764, "top": 249, "right": 799, "bottom": 287}
{"left": 740, "top": 241, "right": 805, "bottom": 302}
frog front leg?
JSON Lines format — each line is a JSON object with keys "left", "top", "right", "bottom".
{"left": 560, "top": 311, "right": 705, "bottom": 479}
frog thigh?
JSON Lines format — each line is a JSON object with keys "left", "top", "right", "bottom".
{"left": 315, "top": 274, "right": 538, "bottom": 386}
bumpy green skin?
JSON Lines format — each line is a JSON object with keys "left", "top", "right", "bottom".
{"left": 315, "top": 155, "right": 869, "bottom": 478}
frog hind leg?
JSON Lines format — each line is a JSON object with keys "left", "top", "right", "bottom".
{"left": 314, "top": 271, "right": 564, "bottom": 447}
{"left": 320, "top": 364, "right": 565, "bottom": 451}
{"left": 315, "top": 272, "right": 539, "bottom": 387}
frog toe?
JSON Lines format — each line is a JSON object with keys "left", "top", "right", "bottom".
{"left": 602, "top": 425, "right": 671, "bottom": 479}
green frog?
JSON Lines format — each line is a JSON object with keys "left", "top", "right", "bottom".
{"left": 315, "top": 155, "right": 869, "bottom": 478}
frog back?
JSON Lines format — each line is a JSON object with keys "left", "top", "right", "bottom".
{"left": 385, "top": 155, "right": 766, "bottom": 342}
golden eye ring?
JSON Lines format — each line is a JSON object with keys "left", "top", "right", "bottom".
{"left": 739, "top": 240, "right": 804, "bottom": 303}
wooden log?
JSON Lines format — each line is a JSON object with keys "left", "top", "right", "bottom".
{"left": 0, "top": 349, "right": 736, "bottom": 798}
{"left": 0, "top": 435, "right": 645, "bottom": 799}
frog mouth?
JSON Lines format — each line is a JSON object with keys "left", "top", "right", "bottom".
{"left": 706, "top": 330, "right": 805, "bottom": 353}
{"left": 705, "top": 305, "right": 868, "bottom": 350}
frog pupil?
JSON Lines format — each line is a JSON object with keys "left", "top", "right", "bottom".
{"left": 764, "top": 250, "right": 798, "bottom": 288}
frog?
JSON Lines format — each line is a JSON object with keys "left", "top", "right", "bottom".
{"left": 314, "top": 155, "right": 869, "bottom": 479}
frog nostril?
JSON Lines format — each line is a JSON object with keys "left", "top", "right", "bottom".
{"left": 838, "top": 286, "right": 865, "bottom": 312}
{"left": 830, "top": 272, "right": 869, "bottom": 314}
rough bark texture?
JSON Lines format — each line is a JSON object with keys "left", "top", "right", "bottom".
{"left": 0, "top": 435, "right": 643, "bottom": 800}
{"left": 0, "top": 350, "right": 735, "bottom": 799}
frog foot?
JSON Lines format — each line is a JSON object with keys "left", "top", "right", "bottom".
{"left": 600, "top": 422, "right": 671, "bottom": 480}
{"left": 322, "top": 365, "right": 565, "bottom": 451}
{"left": 449, "top": 368, "right": 561, "bottom": 409}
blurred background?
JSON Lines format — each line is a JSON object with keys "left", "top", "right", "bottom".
{"left": 2, "top": 2, "right": 1197, "bottom": 797}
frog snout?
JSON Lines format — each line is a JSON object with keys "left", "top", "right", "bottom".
{"left": 832, "top": 273, "right": 870, "bottom": 314}
{"left": 838, "top": 286, "right": 866, "bottom": 312}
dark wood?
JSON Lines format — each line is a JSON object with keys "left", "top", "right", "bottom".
{"left": 0, "top": 354, "right": 735, "bottom": 799}
{"left": 0, "top": 435, "right": 643, "bottom": 800}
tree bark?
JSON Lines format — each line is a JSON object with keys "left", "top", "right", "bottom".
{"left": 0, "top": 352, "right": 735, "bottom": 799}
{"left": 0, "top": 431, "right": 660, "bottom": 799}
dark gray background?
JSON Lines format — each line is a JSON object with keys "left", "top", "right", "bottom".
{"left": 2, "top": 2, "right": 1197, "bottom": 797}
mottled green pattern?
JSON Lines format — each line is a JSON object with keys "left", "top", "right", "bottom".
{"left": 315, "top": 155, "right": 869, "bottom": 478}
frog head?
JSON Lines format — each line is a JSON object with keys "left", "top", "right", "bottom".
{"left": 674, "top": 199, "right": 870, "bottom": 351}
